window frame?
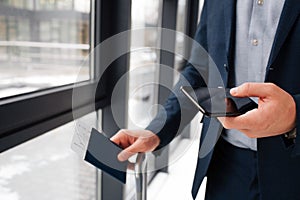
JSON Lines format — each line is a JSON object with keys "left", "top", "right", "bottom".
{"left": 0, "top": 0, "right": 108, "bottom": 153}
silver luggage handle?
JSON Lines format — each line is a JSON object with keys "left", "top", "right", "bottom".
{"left": 134, "top": 153, "right": 147, "bottom": 200}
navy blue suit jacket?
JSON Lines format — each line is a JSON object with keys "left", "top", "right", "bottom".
{"left": 147, "top": 0, "right": 300, "bottom": 199}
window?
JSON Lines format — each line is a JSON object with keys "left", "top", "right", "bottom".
{"left": 0, "top": 0, "right": 91, "bottom": 99}
{"left": 0, "top": 112, "right": 97, "bottom": 200}
{"left": 0, "top": 1, "right": 202, "bottom": 199}
{"left": 174, "top": 0, "right": 188, "bottom": 84}
{"left": 125, "top": 1, "right": 163, "bottom": 199}
{"left": 0, "top": 0, "right": 98, "bottom": 153}
{"left": 0, "top": 1, "right": 133, "bottom": 199}
{"left": 127, "top": 0, "right": 162, "bottom": 130}
{"left": 198, "top": 0, "right": 204, "bottom": 23}
{"left": 0, "top": 1, "right": 98, "bottom": 198}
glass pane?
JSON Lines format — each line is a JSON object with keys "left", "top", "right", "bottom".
{"left": 0, "top": 0, "right": 91, "bottom": 99}
{"left": 125, "top": 0, "right": 162, "bottom": 199}
{"left": 174, "top": 0, "right": 188, "bottom": 84}
{"left": 128, "top": 0, "right": 162, "bottom": 130}
{"left": 0, "top": 112, "right": 97, "bottom": 200}
{"left": 198, "top": 0, "right": 205, "bottom": 23}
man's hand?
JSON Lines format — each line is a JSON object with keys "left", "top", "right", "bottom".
{"left": 219, "top": 83, "right": 296, "bottom": 138}
{"left": 110, "top": 129, "right": 160, "bottom": 162}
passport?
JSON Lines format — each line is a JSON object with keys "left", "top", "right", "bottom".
{"left": 71, "top": 123, "right": 127, "bottom": 184}
{"left": 84, "top": 128, "right": 127, "bottom": 184}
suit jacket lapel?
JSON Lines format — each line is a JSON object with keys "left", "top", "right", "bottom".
{"left": 267, "top": 0, "right": 300, "bottom": 70}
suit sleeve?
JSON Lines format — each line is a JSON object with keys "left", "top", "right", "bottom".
{"left": 291, "top": 94, "right": 300, "bottom": 157}
{"left": 146, "top": 1, "right": 209, "bottom": 149}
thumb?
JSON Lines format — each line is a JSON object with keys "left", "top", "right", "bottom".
{"left": 118, "top": 142, "right": 140, "bottom": 162}
{"left": 230, "top": 83, "right": 274, "bottom": 98}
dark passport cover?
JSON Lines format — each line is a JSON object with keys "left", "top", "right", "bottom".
{"left": 84, "top": 128, "right": 127, "bottom": 184}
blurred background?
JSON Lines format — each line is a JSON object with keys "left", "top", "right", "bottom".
{"left": 0, "top": 0, "right": 206, "bottom": 199}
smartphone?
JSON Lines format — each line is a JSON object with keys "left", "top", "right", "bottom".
{"left": 180, "top": 86, "right": 257, "bottom": 117}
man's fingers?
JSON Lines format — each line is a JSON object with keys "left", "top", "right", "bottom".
{"left": 221, "top": 108, "right": 260, "bottom": 130}
{"left": 117, "top": 142, "right": 141, "bottom": 162}
{"left": 112, "top": 129, "right": 159, "bottom": 161}
{"left": 110, "top": 129, "right": 138, "bottom": 147}
{"left": 118, "top": 150, "right": 136, "bottom": 162}
{"left": 230, "top": 82, "right": 276, "bottom": 98}
{"left": 110, "top": 134, "right": 121, "bottom": 145}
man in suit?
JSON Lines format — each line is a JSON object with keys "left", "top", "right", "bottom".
{"left": 111, "top": 0, "right": 300, "bottom": 199}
